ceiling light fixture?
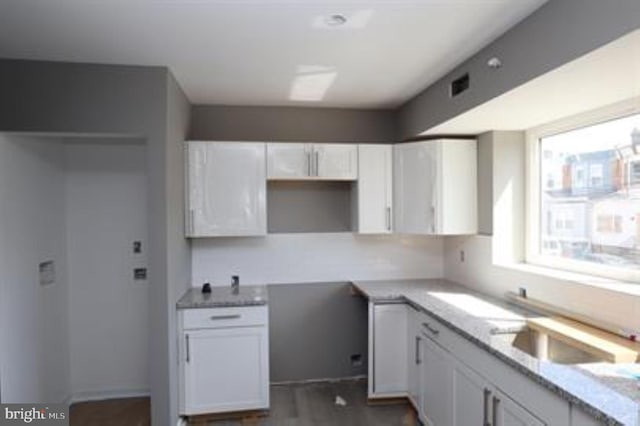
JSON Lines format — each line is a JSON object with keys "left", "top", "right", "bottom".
{"left": 325, "top": 14, "right": 347, "bottom": 27}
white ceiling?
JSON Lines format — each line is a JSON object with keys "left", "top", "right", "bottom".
{"left": 0, "top": 0, "right": 547, "bottom": 108}
{"left": 425, "top": 29, "right": 640, "bottom": 135}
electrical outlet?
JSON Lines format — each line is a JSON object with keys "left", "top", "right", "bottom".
{"left": 519, "top": 287, "right": 527, "bottom": 298}
{"left": 350, "top": 354, "right": 363, "bottom": 368}
{"left": 39, "top": 260, "right": 55, "bottom": 286}
{"left": 133, "top": 241, "right": 142, "bottom": 254}
{"left": 134, "top": 268, "right": 147, "bottom": 281}
{"left": 460, "top": 250, "right": 465, "bottom": 262}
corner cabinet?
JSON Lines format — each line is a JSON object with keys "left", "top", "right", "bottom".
{"left": 394, "top": 139, "right": 477, "bottom": 235}
{"left": 368, "top": 303, "right": 408, "bottom": 398}
{"left": 266, "top": 143, "right": 357, "bottom": 180}
{"left": 186, "top": 141, "right": 267, "bottom": 237}
{"left": 357, "top": 145, "right": 393, "bottom": 234}
{"left": 178, "top": 306, "right": 270, "bottom": 416}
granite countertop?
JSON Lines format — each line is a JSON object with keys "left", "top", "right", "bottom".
{"left": 352, "top": 278, "right": 640, "bottom": 426}
{"left": 176, "top": 285, "right": 268, "bottom": 309}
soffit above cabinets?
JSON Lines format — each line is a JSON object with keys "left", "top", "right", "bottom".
{"left": 424, "top": 29, "right": 640, "bottom": 135}
{"left": 0, "top": 0, "right": 547, "bottom": 108}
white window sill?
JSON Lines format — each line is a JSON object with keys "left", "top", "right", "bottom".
{"left": 495, "top": 262, "right": 640, "bottom": 297}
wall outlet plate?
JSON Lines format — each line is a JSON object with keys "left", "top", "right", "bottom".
{"left": 39, "top": 260, "right": 55, "bottom": 286}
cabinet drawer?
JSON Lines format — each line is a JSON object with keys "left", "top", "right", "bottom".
{"left": 182, "top": 306, "right": 268, "bottom": 330}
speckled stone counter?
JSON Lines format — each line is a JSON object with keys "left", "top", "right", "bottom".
{"left": 177, "top": 285, "right": 267, "bottom": 309}
{"left": 353, "top": 278, "right": 640, "bottom": 426}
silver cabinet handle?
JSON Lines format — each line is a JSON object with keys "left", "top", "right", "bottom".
{"left": 188, "top": 209, "right": 195, "bottom": 236}
{"left": 185, "top": 334, "right": 190, "bottom": 363}
{"left": 386, "top": 207, "right": 391, "bottom": 231}
{"left": 492, "top": 396, "right": 500, "bottom": 426}
{"left": 415, "top": 336, "right": 421, "bottom": 364}
{"left": 209, "top": 314, "right": 241, "bottom": 321}
{"left": 307, "top": 151, "right": 311, "bottom": 176}
{"left": 314, "top": 151, "right": 319, "bottom": 176}
{"left": 430, "top": 205, "right": 435, "bottom": 233}
{"left": 422, "top": 322, "right": 439, "bottom": 336}
{"left": 483, "top": 388, "right": 492, "bottom": 426}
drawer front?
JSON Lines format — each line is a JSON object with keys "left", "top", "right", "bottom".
{"left": 182, "top": 306, "right": 268, "bottom": 330}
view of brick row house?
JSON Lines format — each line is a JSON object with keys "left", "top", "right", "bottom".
{"left": 541, "top": 126, "right": 640, "bottom": 265}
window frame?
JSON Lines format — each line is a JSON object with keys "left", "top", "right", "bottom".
{"left": 525, "top": 98, "right": 640, "bottom": 283}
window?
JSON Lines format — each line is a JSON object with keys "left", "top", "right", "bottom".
{"left": 589, "top": 164, "right": 603, "bottom": 187}
{"left": 528, "top": 103, "right": 640, "bottom": 281}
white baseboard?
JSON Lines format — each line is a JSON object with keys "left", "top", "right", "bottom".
{"left": 270, "top": 374, "right": 367, "bottom": 386}
{"left": 65, "top": 388, "right": 150, "bottom": 405}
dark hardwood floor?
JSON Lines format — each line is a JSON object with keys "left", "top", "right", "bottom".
{"left": 70, "top": 396, "right": 150, "bottom": 426}
{"left": 70, "top": 379, "right": 415, "bottom": 426}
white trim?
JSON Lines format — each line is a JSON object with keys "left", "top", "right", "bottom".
{"left": 65, "top": 388, "right": 150, "bottom": 406}
{"left": 525, "top": 97, "right": 640, "bottom": 282}
{"left": 270, "top": 375, "right": 367, "bottom": 386}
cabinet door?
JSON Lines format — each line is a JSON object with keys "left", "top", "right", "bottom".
{"left": 406, "top": 308, "right": 421, "bottom": 408}
{"left": 420, "top": 336, "right": 454, "bottom": 426}
{"left": 494, "top": 388, "right": 545, "bottom": 426}
{"left": 453, "top": 359, "right": 490, "bottom": 426}
{"left": 439, "top": 139, "right": 478, "bottom": 234}
{"left": 182, "top": 327, "right": 269, "bottom": 415}
{"left": 267, "top": 143, "right": 310, "bottom": 178}
{"left": 370, "top": 303, "right": 408, "bottom": 396}
{"left": 187, "top": 142, "right": 266, "bottom": 236}
{"left": 357, "top": 144, "right": 393, "bottom": 233}
{"left": 393, "top": 142, "right": 437, "bottom": 234}
{"left": 314, "top": 144, "right": 358, "bottom": 180}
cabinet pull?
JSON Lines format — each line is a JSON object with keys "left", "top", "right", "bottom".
{"left": 483, "top": 388, "right": 492, "bottom": 426}
{"left": 430, "top": 205, "right": 435, "bottom": 233}
{"left": 415, "top": 336, "right": 421, "bottom": 364}
{"left": 386, "top": 207, "right": 391, "bottom": 231}
{"left": 209, "top": 314, "right": 241, "bottom": 321}
{"left": 307, "top": 151, "right": 312, "bottom": 176}
{"left": 188, "top": 209, "right": 195, "bottom": 235}
{"left": 314, "top": 151, "right": 319, "bottom": 176}
{"left": 492, "top": 396, "right": 500, "bottom": 426}
{"left": 185, "top": 334, "right": 190, "bottom": 363}
{"left": 422, "top": 322, "right": 439, "bottom": 336}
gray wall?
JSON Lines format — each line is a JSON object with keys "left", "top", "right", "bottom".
{"left": 397, "top": 0, "right": 640, "bottom": 139}
{"left": 267, "top": 283, "right": 368, "bottom": 382}
{"left": 0, "top": 59, "right": 190, "bottom": 426}
{"left": 163, "top": 72, "right": 192, "bottom": 425}
{"left": 191, "top": 105, "right": 396, "bottom": 142}
{"left": 477, "top": 132, "right": 494, "bottom": 236}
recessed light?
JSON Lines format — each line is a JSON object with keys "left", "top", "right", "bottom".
{"left": 325, "top": 14, "right": 347, "bottom": 27}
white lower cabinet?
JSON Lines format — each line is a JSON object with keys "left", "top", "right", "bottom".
{"left": 419, "top": 334, "right": 454, "bottom": 426}
{"left": 453, "top": 358, "right": 544, "bottom": 426}
{"left": 396, "top": 305, "right": 576, "bottom": 426}
{"left": 179, "top": 306, "right": 270, "bottom": 416}
{"left": 407, "top": 307, "right": 421, "bottom": 407}
{"left": 369, "top": 302, "right": 408, "bottom": 397}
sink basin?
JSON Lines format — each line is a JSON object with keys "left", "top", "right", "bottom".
{"left": 493, "top": 328, "right": 605, "bottom": 365}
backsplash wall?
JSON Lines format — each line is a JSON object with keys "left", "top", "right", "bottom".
{"left": 191, "top": 233, "right": 443, "bottom": 286}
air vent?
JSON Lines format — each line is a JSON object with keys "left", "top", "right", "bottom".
{"left": 450, "top": 73, "right": 470, "bottom": 98}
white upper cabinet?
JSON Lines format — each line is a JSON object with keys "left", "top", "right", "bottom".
{"left": 394, "top": 139, "right": 477, "bottom": 235}
{"left": 314, "top": 144, "right": 358, "bottom": 180}
{"left": 267, "top": 143, "right": 357, "bottom": 180}
{"left": 186, "top": 141, "right": 267, "bottom": 237}
{"left": 266, "top": 143, "right": 309, "bottom": 178}
{"left": 357, "top": 144, "right": 393, "bottom": 234}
